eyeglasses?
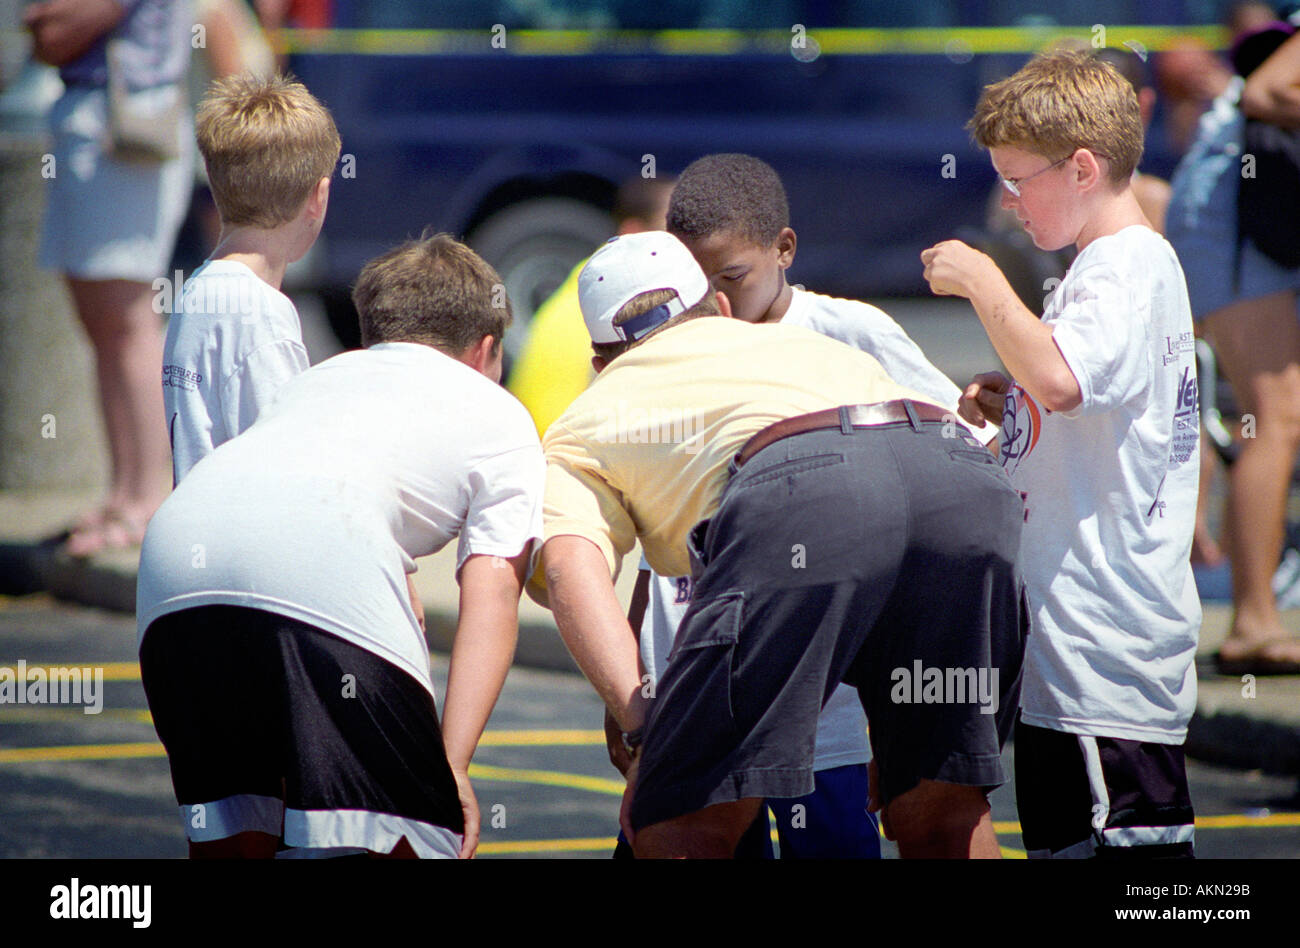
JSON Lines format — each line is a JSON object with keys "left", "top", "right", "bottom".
{"left": 998, "top": 154, "right": 1072, "bottom": 197}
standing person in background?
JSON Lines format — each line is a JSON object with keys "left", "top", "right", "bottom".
{"left": 24, "top": 0, "right": 194, "bottom": 556}
{"left": 1166, "top": 22, "right": 1300, "bottom": 675}
{"left": 507, "top": 175, "right": 675, "bottom": 438}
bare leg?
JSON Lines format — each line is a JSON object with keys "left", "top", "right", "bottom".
{"left": 190, "top": 831, "right": 279, "bottom": 859}
{"left": 64, "top": 277, "right": 170, "bottom": 554}
{"left": 632, "top": 798, "right": 763, "bottom": 859}
{"left": 884, "top": 779, "right": 1001, "bottom": 859}
{"left": 370, "top": 836, "right": 418, "bottom": 859}
{"left": 1205, "top": 290, "right": 1300, "bottom": 666}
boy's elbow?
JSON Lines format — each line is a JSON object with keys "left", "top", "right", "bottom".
{"left": 1038, "top": 370, "right": 1083, "bottom": 413}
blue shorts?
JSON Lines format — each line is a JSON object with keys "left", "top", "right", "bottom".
{"left": 615, "top": 763, "right": 881, "bottom": 859}
{"left": 766, "top": 763, "right": 881, "bottom": 859}
{"left": 1166, "top": 89, "right": 1300, "bottom": 321}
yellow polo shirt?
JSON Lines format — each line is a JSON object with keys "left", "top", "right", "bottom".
{"left": 540, "top": 315, "right": 941, "bottom": 583}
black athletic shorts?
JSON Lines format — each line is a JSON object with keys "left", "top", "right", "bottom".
{"left": 1015, "top": 718, "right": 1196, "bottom": 858}
{"left": 628, "top": 413, "right": 1030, "bottom": 831}
{"left": 140, "top": 605, "right": 464, "bottom": 857}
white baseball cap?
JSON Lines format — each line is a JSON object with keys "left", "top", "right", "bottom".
{"left": 578, "top": 232, "right": 710, "bottom": 345}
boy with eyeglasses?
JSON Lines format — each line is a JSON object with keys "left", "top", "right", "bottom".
{"left": 922, "top": 48, "right": 1201, "bottom": 859}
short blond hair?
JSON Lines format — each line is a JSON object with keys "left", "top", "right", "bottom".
{"left": 196, "top": 73, "right": 341, "bottom": 228}
{"left": 968, "top": 49, "right": 1143, "bottom": 185}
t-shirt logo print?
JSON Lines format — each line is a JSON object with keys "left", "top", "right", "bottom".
{"left": 1170, "top": 365, "right": 1200, "bottom": 468}
{"left": 999, "top": 383, "right": 1042, "bottom": 476}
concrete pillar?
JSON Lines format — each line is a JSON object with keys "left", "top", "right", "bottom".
{"left": 0, "top": 129, "right": 109, "bottom": 490}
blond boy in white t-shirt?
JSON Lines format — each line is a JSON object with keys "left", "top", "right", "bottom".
{"left": 923, "top": 49, "right": 1200, "bottom": 859}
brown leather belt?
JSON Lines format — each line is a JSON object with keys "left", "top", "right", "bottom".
{"left": 735, "top": 399, "right": 952, "bottom": 468}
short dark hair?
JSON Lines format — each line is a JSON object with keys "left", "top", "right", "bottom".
{"left": 591, "top": 288, "right": 721, "bottom": 364}
{"left": 352, "top": 232, "right": 510, "bottom": 351}
{"left": 667, "top": 153, "right": 790, "bottom": 247}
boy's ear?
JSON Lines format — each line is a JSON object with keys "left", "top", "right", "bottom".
{"left": 775, "top": 227, "right": 797, "bottom": 270}
{"left": 459, "top": 333, "right": 498, "bottom": 376}
{"left": 307, "top": 176, "right": 331, "bottom": 219}
{"left": 715, "top": 290, "right": 733, "bottom": 319}
{"left": 591, "top": 355, "right": 608, "bottom": 374}
{"left": 1073, "top": 149, "right": 1106, "bottom": 192}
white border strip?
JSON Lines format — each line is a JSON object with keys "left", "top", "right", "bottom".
{"left": 284, "top": 808, "right": 462, "bottom": 858}
{"left": 178, "top": 793, "right": 283, "bottom": 842}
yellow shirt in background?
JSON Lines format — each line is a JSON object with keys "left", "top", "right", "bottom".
{"left": 506, "top": 259, "right": 594, "bottom": 438}
{"left": 541, "top": 316, "right": 940, "bottom": 581}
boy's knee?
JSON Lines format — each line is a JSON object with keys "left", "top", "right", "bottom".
{"left": 884, "top": 780, "right": 992, "bottom": 856}
{"left": 633, "top": 798, "right": 763, "bottom": 858}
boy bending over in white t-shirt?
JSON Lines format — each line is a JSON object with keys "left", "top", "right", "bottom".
{"left": 138, "top": 234, "right": 544, "bottom": 858}
{"left": 923, "top": 48, "right": 1201, "bottom": 858}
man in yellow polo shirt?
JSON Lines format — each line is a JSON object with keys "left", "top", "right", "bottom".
{"left": 533, "top": 232, "right": 1029, "bottom": 858}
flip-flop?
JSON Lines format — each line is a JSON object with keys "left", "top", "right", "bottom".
{"left": 1213, "top": 638, "right": 1300, "bottom": 676}
{"left": 62, "top": 508, "right": 148, "bottom": 559}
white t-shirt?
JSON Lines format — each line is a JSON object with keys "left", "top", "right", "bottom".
{"left": 641, "top": 564, "right": 869, "bottom": 771}
{"left": 138, "top": 342, "right": 546, "bottom": 698}
{"left": 782, "top": 287, "right": 998, "bottom": 444}
{"left": 1002, "top": 225, "right": 1201, "bottom": 744}
{"left": 162, "top": 259, "right": 310, "bottom": 484}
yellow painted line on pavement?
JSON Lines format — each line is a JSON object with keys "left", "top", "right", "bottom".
{"left": 1, "top": 661, "right": 141, "bottom": 680}
{"left": 468, "top": 762, "right": 625, "bottom": 796}
{"left": 0, "top": 741, "right": 164, "bottom": 764}
{"left": 0, "top": 708, "right": 153, "bottom": 723}
{"left": 0, "top": 661, "right": 141, "bottom": 681}
{"left": 477, "top": 729, "right": 604, "bottom": 746}
{"left": 477, "top": 836, "right": 617, "bottom": 855}
{"left": 1195, "top": 812, "right": 1300, "bottom": 829}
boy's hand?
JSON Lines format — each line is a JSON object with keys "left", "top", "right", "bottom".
{"left": 453, "top": 767, "right": 479, "bottom": 858}
{"left": 960, "top": 371, "right": 1012, "bottom": 427}
{"left": 921, "top": 240, "right": 996, "bottom": 300}
{"left": 604, "top": 706, "right": 634, "bottom": 776}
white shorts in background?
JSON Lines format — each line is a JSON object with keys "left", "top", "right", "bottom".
{"left": 38, "top": 86, "right": 194, "bottom": 283}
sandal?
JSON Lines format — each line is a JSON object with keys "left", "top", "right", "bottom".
{"left": 1214, "top": 637, "right": 1300, "bottom": 676}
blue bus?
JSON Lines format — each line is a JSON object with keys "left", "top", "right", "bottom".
{"left": 281, "top": 2, "right": 1229, "bottom": 350}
